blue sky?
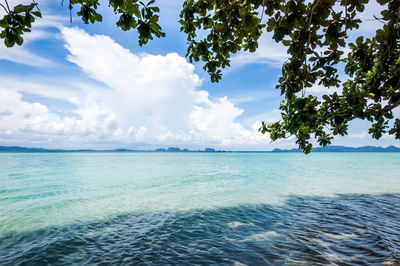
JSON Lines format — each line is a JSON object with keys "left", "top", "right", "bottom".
{"left": 0, "top": 0, "right": 398, "bottom": 150}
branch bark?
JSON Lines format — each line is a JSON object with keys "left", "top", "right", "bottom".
{"left": 383, "top": 100, "right": 400, "bottom": 114}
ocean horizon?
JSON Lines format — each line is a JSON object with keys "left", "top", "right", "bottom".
{"left": 1, "top": 144, "right": 400, "bottom": 153}
{"left": 1, "top": 152, "right": 400, "bottom": 265}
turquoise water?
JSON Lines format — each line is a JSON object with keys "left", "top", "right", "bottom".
{"left": 1, "top": 152, "right": 400, "bottom": 265}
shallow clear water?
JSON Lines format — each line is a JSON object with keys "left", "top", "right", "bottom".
{"left": 0, "top": 152, "right": 400, "bottom": 265}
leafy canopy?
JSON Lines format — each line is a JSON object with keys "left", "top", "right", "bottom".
{"left": 1, "top": 0, "right": 399, "bottom": 153}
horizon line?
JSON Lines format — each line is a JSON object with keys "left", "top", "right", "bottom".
{"left": 0, "top": 145, "right": 399, "bottom": 153}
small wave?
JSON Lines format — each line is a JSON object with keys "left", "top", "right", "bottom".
{"left": 323, "top": 232, "right": 358, "bottom": 240}
{"left": 250, "top": 231, "right": 279, "bottom": 241}
{"left": 227, "top": 221, "right": 253, "bottom": 228}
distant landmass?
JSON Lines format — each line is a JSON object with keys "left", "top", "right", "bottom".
{"left": 0, "top": 146, "right": 225, "bottom": 153}
{"left": 0, "top": 145, "right": 399, "bottom": 153}
{"left": 154, "top": 147, "right": 221, "bottom": 152}
{"left": 272, "top": 145, "right": 400, "bottom": 152}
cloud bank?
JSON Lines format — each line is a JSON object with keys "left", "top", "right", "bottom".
{"left": 0, "top": 27, "right": 267, "bottom": 148}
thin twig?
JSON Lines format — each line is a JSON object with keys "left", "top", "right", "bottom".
{"left": 0, "top": 2, "right": 9, "bottom": 14}
{"left": 373, "top": 15, "right": 385, "bottom": 23}
{"left": 4, "top": 0, "right": 10, "bottom": 12}
{"left": 69, "top": 0, "right": 72, "bottom": 23}
{"left": 32, "top": 0, "right": 40, "bottom": 11}
{"left": 344, "top": 0, "right": 348, "bottom": 35}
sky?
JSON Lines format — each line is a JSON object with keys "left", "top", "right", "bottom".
{"left": 0, "top": 0, "right": 399, "bottom": 150}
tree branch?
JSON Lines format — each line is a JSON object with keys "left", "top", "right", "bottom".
{"left": 382, "top": 100, "right": 400, "bottom": 114}
{"left": 376, "top": 100, "right": 400, "bottom": 121}
{"left": 373, "top": 15, "right": 386, "bottom": 23}
{"left": 4, "top": 0, "right": 10, "bottom": 12}
{"left": 306, "top": 0, "right": 319, "bottom": 50}
{"left": 0, "top": 2, "right": 9, "bottom": 14}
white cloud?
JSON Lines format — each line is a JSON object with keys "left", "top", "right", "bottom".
{"left": 0, "top": 27, "right": 270, "bottom": 148}
{"left": 348, "top": 131, "right": 368, "bottom": 139}
{"left": 61, "top": 27, "right": 268, "bottom": 146}
{"left": 0, "top": 87, "right": 126, "bottom": 144}
{"left": 0, "top": 0, "right": 66, "bottom": 66}
{"left": 0, "top": 29, "right": 54, "bottom": 66}
{"left": 230, "top": 33, "right": 288, "bottom": 68}
{"left": 294, "top": 84, "right": 342, "bottom": 98}
{"left": 242, "top": 109, "right": 282, "bottom": 127}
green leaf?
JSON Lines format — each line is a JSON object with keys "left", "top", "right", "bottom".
{"left": 13, "top": 4, "right": 30, "bottom": 13}
{"left": 31, "top": 11, "right": 42, "bottom": 18}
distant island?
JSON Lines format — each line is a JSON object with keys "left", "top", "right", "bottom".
{"left": 154, "top": 147, "right": 222, "bottom": 152}
{"left": 0, "top": 146, "right": 226, "bottom": 153}
{"left": 272, "top": 145, "right": 400, "bottom": 152}
{"left": 0, "top": 145, "right": 399, "bottom": 152}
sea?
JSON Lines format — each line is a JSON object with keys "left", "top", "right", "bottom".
{"left": 0, "top": 152, "right": 399, "bottom": 265}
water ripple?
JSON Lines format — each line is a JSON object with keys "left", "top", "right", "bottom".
{"left": 1, "top": 193, "right": 400, "bottom": 265}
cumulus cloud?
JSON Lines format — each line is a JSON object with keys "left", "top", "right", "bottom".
{"left": 62, "top": 27, "right": 268, "bottom": 146}
{"left": 0, "top": 87, "right": 125, "bottom": 144}
{"left": 0, "top": 27, "right": 268, "bottom": 148}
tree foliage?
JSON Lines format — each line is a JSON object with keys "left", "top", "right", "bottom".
{"left": 1, "top": 0, "right": 400, "bottom": 153}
